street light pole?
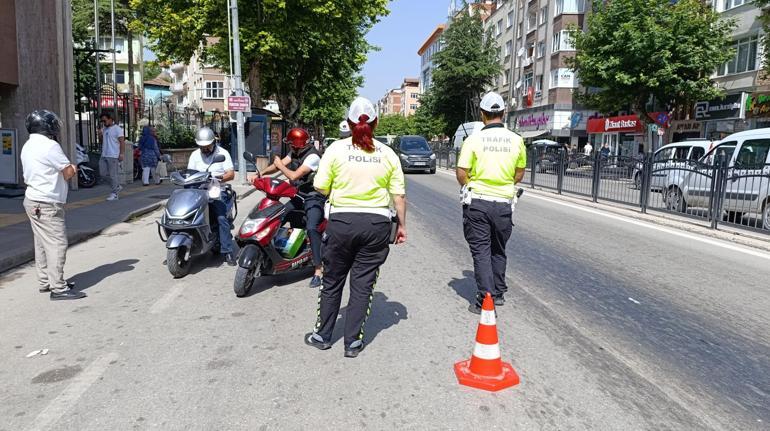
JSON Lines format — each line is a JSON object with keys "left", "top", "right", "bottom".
{"left": 111, "top": 0, "right": 117, "bottom": 123}
{"left": 94, "top": 0, "right": 101, "bottom": 118}
{"left": 230, "top": 0, "right": 248, "bottom": 184}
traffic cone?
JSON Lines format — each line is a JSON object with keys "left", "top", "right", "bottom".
{"left": 454, "top": 292, "right": 520, "bottom": 392}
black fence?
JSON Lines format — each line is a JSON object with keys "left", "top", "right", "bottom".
{"left": 518, "top": 147, "right": 770, "bottom": 234}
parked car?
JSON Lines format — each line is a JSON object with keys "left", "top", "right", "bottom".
{"left": 393, "top": 135, "right": 436, "bottom": 174}
{"left": 633, "top": 139, "right": 713, "bottom": 190}
{"left": 453, "top": 122, "right": 484, "bottom": 149}
{"left": 527, "top": 140, "right": 565, "bottom": 173}
{"left": 663, "top": 128, "right": 770, "bottom": 229}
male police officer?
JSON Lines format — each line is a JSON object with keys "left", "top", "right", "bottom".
{"left": 456, "top": 92, "right": 526, "bottom": 314}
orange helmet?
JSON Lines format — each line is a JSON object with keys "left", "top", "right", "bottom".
{"left": 285, "top": 128, "right": 310, "bottom": 150}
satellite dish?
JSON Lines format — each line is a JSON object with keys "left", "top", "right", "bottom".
{"left": 515, "top": 80, "right": 522, "bottom": 89}
{"left": 517, "top": 47, "right": 525, "bottom": 57}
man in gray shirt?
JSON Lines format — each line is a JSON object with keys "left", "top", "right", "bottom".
{"left": 99, "top": 112, "right": 125, "bottom": 201}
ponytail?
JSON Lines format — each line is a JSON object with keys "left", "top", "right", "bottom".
{"left": 350, "top": 114, "right": 377, "bottom": 153}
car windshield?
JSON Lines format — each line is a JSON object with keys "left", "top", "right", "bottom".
{"left": 401, "top": 139, "right": 430, "bottom": 152}
{"left": 701, "top": 143, "right": 737, "bottom": 165}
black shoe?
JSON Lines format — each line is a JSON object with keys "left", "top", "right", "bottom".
{"left": 494, "top": 296, "right": 505, "bottom": 306}
{"left": 468, "top": 303, "right": 482, "bottom": 315}
{"left": 309, "top": 275, "right": 322, "bottom": 288}
{"left": 40, "top": 281, "right": 75, "bottom": 293}
{"left": 304, "top": 332, "right": 332, "bottom": 350}
{"left": 50, "top": 290, "right": 86, "bottom": 301}
{"left": 344, "top": 341, "right": 365, "bottom": 358}
{"left": 225, "top": 253, "right": 237, "bottom": 266}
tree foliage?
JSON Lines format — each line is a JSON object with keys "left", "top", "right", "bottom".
{"left": 144, "top": 60, "right": 164, "bottom": 81}
{"left": 376, "top": 114, "right": 415, "bottom": 136}
{"left": 567, "top": 0, "right": 734, "bottom": 135}
{"left": 755, "top": 0, "right": 770, "bottom": 75}
{"left": 420, "top": 10, "right": 500, "bottom": 136}
{"left": 131, "top": 0, "right": 389, "bottom": 130}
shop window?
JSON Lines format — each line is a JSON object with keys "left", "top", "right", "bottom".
{"left": 716, "top": 35, "right": 758, "bottom": 76}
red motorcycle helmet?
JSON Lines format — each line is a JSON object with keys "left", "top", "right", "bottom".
{"left": 285, "top": 128, "right": 310, "bottom": 151}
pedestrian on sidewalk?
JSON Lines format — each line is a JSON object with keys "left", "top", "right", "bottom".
{"left": 138, "top": 126, "right": 161, "bottom": 186}
{"left": 99, "top": 112, "right": 125, "bottom": 201}
{"left": 584, "top": 142, "right": 593, "bottom": 156}
{"left": 305, "top": 97, "right": 407, "bottom": 358}
{"left": 20, "top": 110, "right": 86, "bottom": 300}
{"left": 456, "top": 92, "right": 526, "bottom": 314}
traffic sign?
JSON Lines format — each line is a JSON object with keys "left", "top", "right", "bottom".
{"left": 227, "top": 95, "right": 251, "bottom": 113}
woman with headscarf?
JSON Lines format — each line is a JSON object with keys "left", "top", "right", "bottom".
{"left": 138, "top": 126, "right": 162, "bottom": 185}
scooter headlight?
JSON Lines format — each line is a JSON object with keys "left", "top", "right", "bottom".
{"left": 240, "top": 218, "right": 266, "bottom": 238}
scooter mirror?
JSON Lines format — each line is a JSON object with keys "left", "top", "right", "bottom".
{"left": 243, "top": 151, "right": 255, "bottom": 163}
{"left": 211, "top": 154, "right": 226, "bottom": 163}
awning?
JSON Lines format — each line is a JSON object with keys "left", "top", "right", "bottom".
{"left": 519, "top": 130, "right": 549, "bottom": 139}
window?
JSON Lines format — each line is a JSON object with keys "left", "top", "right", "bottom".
{"left": 99, "top": 37, "right": 124, "bottom": 53}
{"left": 523, "top": 72, "right": 533, "bottom": 90}
{"left": 526, "top": 42, "right": 535, "bottom": 59}
{"left": 410, "top": 104, "right": 419, "bottom": 110}
{"left": 204, "top": 81, "right": 224, "bottom": 99}
{"left": 552, "top": 30, "right": 575, "bottom": 53}
{"left": 496, "top": 20, "right": 503, "bottom": 36}
{"left": 411, "top": 93, "right": 419, "bottom": 99}
{"left": 539, "top": 6, "right": 549, "bottom": 25}
{"left": 703, "top": 143, "right": 737, "bottom": 165}
{"left": 717, "top": 35, "right": 758, "bottom": 76}
{"left": 537, "top": 41, "right": 546, "bottom": 58}
{"left": 505, "top": 40, "right": 512, "bottom": 57}
{"left": 507, "top": 11, "right": 513, "bottom": 28}
{"left": 114, "top": 70, "right": 125, "bottom": 84}
{"left": 723, "top": 0, "right": 746, "bottom": 11}
{"left": 503, "top": 69, "right": 510, "bottom": 86}
{"left": 735, "top": 139, "right": 770, "bottom": 168}
{"left": 535, "top": 74, "right": 543, "bottom": 92}
{"left": 555, "top": 0, "right": 586, "bottom": 15}
{"left": 689, "top": 147, "right": 706, "bottom": 161}
{"left": 527, "top": 13, "right": 536, "bottom": 32}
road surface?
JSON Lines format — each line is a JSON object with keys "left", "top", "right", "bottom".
{"left": 0, "top": 171, "right": 767, "bottom": 430}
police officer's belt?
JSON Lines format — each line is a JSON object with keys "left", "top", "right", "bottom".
{"left": 329, "top": 206, "right": 391, "bottom": 218}
{"left": 469, "top": 191, "right": 512, "bottom": 204}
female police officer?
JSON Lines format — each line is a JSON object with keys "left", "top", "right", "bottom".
{"left": 304, "top": 97, "right": 407, "bottom": 358}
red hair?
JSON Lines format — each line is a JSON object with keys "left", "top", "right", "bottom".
{"left": 349, "top": 115, "right": 377, "bottom": 153}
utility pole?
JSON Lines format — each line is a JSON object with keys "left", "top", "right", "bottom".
{"left": 94, "top": 0, "right": 101, "bottom": 117}
{"left": 230, "top": 0, "right": 248, "bottom": 184}
{"left": 110, "top": 0, "right": 117, "bottom": 122}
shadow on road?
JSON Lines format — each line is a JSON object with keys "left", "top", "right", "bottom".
{"left": 244, "top": 267, "right": 315, "bottom": 297}
{"left": 449, "top": 270, "right": 477, "bottom": 305}
{"left": 331, "top": 292, "right": 408, "bottom": 347}
{"left": 69, "top": 258, "right": 139, "bottom": 291}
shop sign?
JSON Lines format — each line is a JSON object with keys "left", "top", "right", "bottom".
{"left": 517, "top": 113, "right": 550, "bottom": 128}
{"left": 694, "top": 93, "right": 746, "bottom": 120}
{"left": 670, "top": 120, "right": 702, "bottom": 134}
{"left": 746, "top": 92, "right": 770, "bottom": 118}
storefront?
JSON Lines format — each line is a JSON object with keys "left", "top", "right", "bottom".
{"left": 694, "top": 93, "right": 748, "bottom": 140}
{"left": 512, "top": 107, "right": 594, "bottom": 149}
{"left": 745, "top": 91, "right": 770, "bottom": 129}
{"left": 669, "top": 120, "right": 703, "bottom": 142}
{"left": 586, "top": 113, "right": 668, "bottom": 156}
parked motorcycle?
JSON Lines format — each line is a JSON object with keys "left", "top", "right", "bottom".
{"left": 233, "top": 151, "right": 326, "bottom": 297}
{"left": 75, "top": 144, "right": 97, "bottom": 188}
{"left": 156, "top": 154, "right": 237, "bottom": 278}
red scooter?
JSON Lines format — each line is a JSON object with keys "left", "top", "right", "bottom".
{"left": 233, "top": 152, "right": 326, "bottom": 297}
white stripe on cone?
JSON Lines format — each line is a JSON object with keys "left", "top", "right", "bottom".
{"left": 473, "top": 342, "right": 501, "bottom": 360}
{"left": 479, "top": 310, "right": 496, "bottom": 326}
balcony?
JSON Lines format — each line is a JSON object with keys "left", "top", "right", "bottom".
{"left": 522, "top": 57, "right": 533, "bottom": 68}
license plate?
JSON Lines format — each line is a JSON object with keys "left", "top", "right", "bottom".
{"left": 413, "top": 162, "right": 427, "bottom": 166}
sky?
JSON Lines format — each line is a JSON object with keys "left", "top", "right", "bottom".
{"left": 358, "top": 0, "right": 453, "bottom": 102}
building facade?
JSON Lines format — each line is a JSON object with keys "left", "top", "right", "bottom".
{"left": 97, "top": 34, "right": 144, "bottom": 97}
{"left": 400, "top": 78, "right": 421, "bottom": 116}
{"left": 378, "top": 89, "right": 403, "bottom": 116}
{"left": 418, "top": 24, "right": 446, "bottom": 93}
{"left": 484, "top": 1, "right": 516, "bottom": 109}
{"left": 0, "top": 0, "right": 77, "bottom": 187}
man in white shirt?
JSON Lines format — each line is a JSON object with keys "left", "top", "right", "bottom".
{"left": 188, "top": 127, "right": 237, "bottom": 265}
{"left": 257, "top": 127, "right": 324, "bottom": 287}
{"left": 20, "top": 110, "right": 85, "bottom": 300}
{"left": 99, "top": 113, "right": 125, "bottom": 201}
{"left": 584, "top": 142, "right": 593, "bottom": 156}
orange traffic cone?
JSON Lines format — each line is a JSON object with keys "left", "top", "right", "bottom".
{"left": 454, "top": 292, "right": 520, "bottom": 392}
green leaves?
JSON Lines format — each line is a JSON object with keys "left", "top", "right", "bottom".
{"left": 568, "top": 0, "right": 734, "bottom": 118}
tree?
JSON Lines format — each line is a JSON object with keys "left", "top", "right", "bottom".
{"left": 376, "top": 114, "right": 414, "bottom": 136}
{"left": 421, "top": 9, "right": 500, "bottom": 136}
{"left": 567, "top": 0, "right": 734, "bottom": 147}
{"left": 413, "top": 93, "right": 448, "bottom": 140}
{"left": 144, "top": 60, "right": 164, "bottom": 81}
{"left": 131, "top": 0, "right": 389, "bottom": 129}
{"left": 755, "top": 0, "right": 770, "bottom": 76}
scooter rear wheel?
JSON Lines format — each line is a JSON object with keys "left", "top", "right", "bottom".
{"left": 167, "top": 248, "right": 190, "bottom": 278}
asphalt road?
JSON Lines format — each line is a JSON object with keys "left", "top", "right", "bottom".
{"left": 0, "top": 172, "right": 768, "bottom": 430}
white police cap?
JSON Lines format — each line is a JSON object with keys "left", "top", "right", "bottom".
{"left": 480, "top": 92, "right": 506, "bottom": 113}
{"left": 347, "top": 97, "right": 378, "bottom": 123}
{"left": 339, "top": 120, "right": 350, "bottom": 134}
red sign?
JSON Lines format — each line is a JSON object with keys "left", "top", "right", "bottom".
{"left": 586, "top": 112, "right": 669, "bottom": 134}
{"left": 227, "top": 96, "right": 252, "bottom": 113}
{"left": 90, "top": 95, "right": 141, "bottom": 110}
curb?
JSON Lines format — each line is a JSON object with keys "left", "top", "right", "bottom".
{"left": 0, "top": 186, "right": 258, "bottom": 275}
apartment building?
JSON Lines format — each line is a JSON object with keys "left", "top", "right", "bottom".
{"left": 378, "top": 89, "right": 403, "bottom": 116}
{"left": 418, "top": 24, "right": 446, "bottom": 93}
{"left": 484, "top": 1, "right": 516, "bottom": 110}
{"left": 507, "top": 0, "right": 591, "bottom": 149}
{"left": 400, "top": 78, "right": 421, "bottom": 116}
{"left": 97, "top": 35, "right": 144, "bottom": 97}
{"left": 168, "top": 38, "right": 233, "bottom": 118}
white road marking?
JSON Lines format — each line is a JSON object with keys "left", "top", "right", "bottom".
{"left": 28, "top": 352, "right": 119, "bottom": 431}
{"left": 628, "top": 297, "right": 641, "bottom": 305}
{"left": 149, "top": 284, "right": 185, "bottom": 314}
{"left": 434, "top": 168, "right": 770, "bottom": 262}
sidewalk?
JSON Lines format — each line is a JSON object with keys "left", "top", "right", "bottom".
{"left": 0, "top": 180, "right": 256, "bottom": 274}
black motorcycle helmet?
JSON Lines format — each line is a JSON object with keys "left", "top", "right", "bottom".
{"left": 26, "top": 110, "right": 62, "bottom": 140}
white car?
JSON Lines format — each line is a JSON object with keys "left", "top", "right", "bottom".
{"left": 633, "top": 140, "right": 713, "bottom": 190}
{"left": 663, "top": 128, "right": 770, "bottom": 229}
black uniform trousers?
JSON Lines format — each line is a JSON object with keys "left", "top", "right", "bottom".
{"left": 463, "top": 199, "right": 512, "bottom": 306}
{"left": 314, "top": 212, "right": 391, "bottom": 348}
{"left": 283, "top": 194, "right": 325, "bottom": 267}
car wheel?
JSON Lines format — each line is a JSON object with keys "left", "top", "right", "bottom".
{"left": 430, "top": 168, "right": 436, "bottom": 174}
{"left": 762, "top": 201, "right": 770, "bottom": 230}
{"left": 665, "top": 187, "right": 687, "bottom": 213}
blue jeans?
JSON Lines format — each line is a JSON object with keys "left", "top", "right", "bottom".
{"left": 209, "top": 191, "right": 234, "bottom": 254}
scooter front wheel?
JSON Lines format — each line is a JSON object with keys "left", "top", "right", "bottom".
{"left": 233, "top": 265, "right": 257, "bottom": 297}
{"left": 167, "top": 248, "right": 191, "bottom": 278}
